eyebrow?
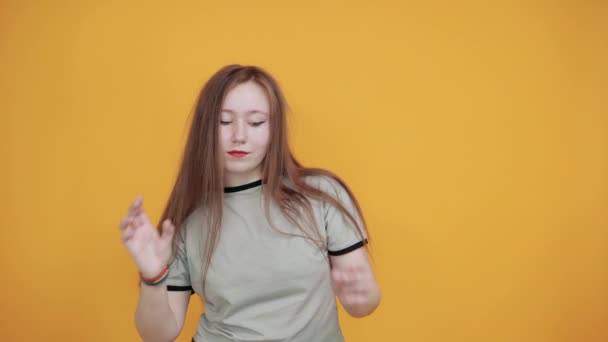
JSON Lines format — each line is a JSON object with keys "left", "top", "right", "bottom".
{"left": 221, "top": 109, "right": 269, "bottom": 115}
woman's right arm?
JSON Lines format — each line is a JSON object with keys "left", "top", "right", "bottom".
{"left": 119, "top": 196, "right": 190, "bottom": 342}
{"left": 135, "top": 285, "right": 190, "bottom": 342}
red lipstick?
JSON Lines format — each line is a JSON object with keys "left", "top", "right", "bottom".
{"left": 228, "top": 150, "right": 250, "bottom": 158}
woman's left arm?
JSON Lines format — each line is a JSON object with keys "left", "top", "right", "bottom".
{"left": 330, "top": 247, "right": 381, "bottom": 317}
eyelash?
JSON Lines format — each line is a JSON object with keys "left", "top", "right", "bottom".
{"left": 220, "top": 121, "right": 266, "bottom": 127}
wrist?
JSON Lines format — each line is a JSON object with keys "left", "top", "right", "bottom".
{"left": 140, "top": 265, "right": 169, "bottom": 286}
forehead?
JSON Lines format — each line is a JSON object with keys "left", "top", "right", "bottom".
{"left": 222, "top": 81, "right": 270, "bottom": 114}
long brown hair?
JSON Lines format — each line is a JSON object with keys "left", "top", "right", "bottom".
{"left": 158, "top": 64, "right": 370, "bottom": 295}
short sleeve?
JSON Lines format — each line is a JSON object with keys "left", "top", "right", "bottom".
{"left": 322, "top": 177, "right": 368, "bottom": 256}
{"left": 166, "top": 225, "right": 193, "bottom": 293}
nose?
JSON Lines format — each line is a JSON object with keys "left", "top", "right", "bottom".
{"left": 231, "top": 119, "right": 247, "bottom": 144}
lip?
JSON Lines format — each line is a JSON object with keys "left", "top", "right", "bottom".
{"left": 227, "top": 150, "right": 250, "bottom": 158}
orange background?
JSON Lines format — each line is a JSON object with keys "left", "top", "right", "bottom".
{"left": 1, "top": 1, "right": 607, "bottom": 341}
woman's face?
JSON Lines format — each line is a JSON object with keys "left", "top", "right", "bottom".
{"left": 219, "top": 80, "right": 271, "bottom": 186}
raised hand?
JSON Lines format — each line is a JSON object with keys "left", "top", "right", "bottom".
{"left": 119, "top": 195, "right": 175, "bottom": 278}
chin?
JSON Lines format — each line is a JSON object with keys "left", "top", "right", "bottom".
{"left": 226, "top": 162, "right": 251, "bottom": 171}
{"left": 225, "top": 165, "right": 258, "bottom": 175}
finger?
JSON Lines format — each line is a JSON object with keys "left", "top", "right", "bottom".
{"left": 118, "top": 217, "right": 130, "bottom": 231}
{"left": 133, "top": 214, "right": 145, "bottom": 228}
{"left": 140, "top": 210, "right": 153, "bottom": 226}
{"left": 128, "top": 195, "right": 143, "bottom": 216}
{"left": 160, "top": 219, "right": 175, "bottom": 242}
{"left": 120, "top": 217, "right": 137, "bottom": 231}
{"left": 353, "top": 278, "right": 376, "bottom": 298}
{"left": 121, "top": 218, "right": 138, "bottom": 240}
{"left": 337, "top": 272, "right": 362, "bottom": 295}
{"left": 348, "top": 267, "right": 364, "bottom": 282}
{"left": 134, "top": 211, "right": 155, "bottom": 234}
{"left": 332, "top": 270, "right": 349, "bottom": 292}
{"left": 133, "top": 197, "right": 144, "bottom": 216}
{"left": 121, "top": 226, "right": 135, "bottom": 242}
{"left": 341, "top": 271, "right": 354, "bottom": 284}
{"left": 346, "top": 293, "right": 368, "bottom": 305}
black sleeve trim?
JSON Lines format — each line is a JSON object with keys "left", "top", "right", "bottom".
{"left": 328, "top": 239, "right": 368, "bottom": 256}
{"left": 167, "top": 285, "right": 193, "bottom": 293}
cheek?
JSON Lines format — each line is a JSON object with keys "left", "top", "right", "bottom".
{"left": 219, "top": 127, "right": 231, "bottom": 148}
{"left": 250, "top": 127, "right": 270, "bottom": 149}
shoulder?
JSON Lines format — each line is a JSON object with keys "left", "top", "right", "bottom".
{"left": 301, "top": 173, "right": 348, "bottom": 194}
{"left": 299, "top": 173, "right": 359, "bottom": 211}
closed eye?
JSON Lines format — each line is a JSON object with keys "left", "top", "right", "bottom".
{"left": 220, "top": 121, "right": 232, "bottom": 125}
{"left": 250, "top": 121, "right": 266, "bottom": 127}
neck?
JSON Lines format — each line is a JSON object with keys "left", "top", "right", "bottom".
{"left": 224, "top": 171, "right": 263, "bottom": 187}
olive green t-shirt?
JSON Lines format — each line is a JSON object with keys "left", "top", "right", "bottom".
{"left": 166, "top": 175, "right": 367, "bottom": 342}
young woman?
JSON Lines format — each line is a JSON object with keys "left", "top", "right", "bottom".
{"left": 119, "top": 64, "right": 381, "bottom": 342}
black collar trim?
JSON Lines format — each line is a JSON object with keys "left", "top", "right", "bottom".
{"left": 224, "top": 179, "right": 263, "bottom": 193}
